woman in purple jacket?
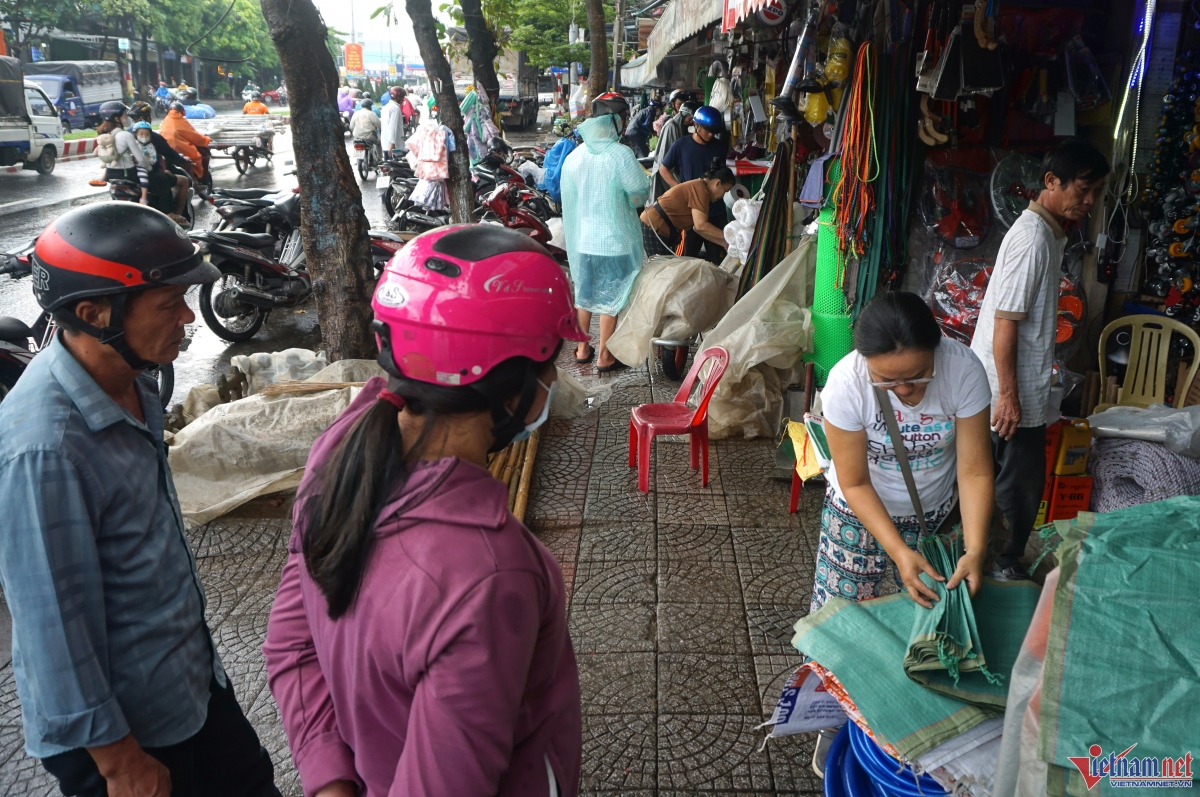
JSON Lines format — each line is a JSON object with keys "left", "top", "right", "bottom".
{"left": 265, "top": 225, "right": 589, "bottom": 797}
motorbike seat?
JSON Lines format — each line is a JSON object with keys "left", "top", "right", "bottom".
{"left": 0, "top": 317, "right": 33, "bottom": 343}
{"left": 211, "top": 231, "right": 277, "bottom": 249}
{"left": 215, "top": 188, "right": 274, "bottom": 199}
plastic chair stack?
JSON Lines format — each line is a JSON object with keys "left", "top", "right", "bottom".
{"left": 628, "top": 346, "right": 730, "bottom": 493}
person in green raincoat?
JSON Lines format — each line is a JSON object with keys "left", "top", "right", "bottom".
{"left": 561, "top": 93, "right": 650, "bottom": 372}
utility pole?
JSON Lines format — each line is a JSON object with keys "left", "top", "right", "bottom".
{"left": 568, "top": 22, "right": 578, "bottom": 90}
{"left": 350, "top": 0, "right": 357, "bottom": 45}
{"left": 611, "top": 0, "right": 624, "bottom": 90}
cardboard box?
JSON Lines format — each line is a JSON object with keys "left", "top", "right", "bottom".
{"left": 1048, "top": 475, "right": 1093, "bottom": 521}
{"left": 1053, "top": 420, "right": 1092, "bottom": 476}
{"left": 1035, "top": 476, "right": 1053, "bottom": 526}
{"left": 1044, "top": 420, "right": 1064, "bottom": 476}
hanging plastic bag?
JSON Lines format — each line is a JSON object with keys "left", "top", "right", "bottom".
{"left": 927, "top": 255, "right": 995, "bottom": 344}
{"left": 568, "top": 84, "right": 587, "bottom": 120}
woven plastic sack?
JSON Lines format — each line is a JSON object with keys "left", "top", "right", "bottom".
{"left": 792, "top": 576, "right": 1041, "bottom": 761}
{"left": 904, "top": 536, "right": 1006, "bottom": 707}
{"left": 1033, "top": 499, "right": 1200, "bottom": 795}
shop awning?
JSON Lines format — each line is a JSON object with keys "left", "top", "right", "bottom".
{"left": 621, "top": 54, "right": 654, "bottom": 88}
{"left": 721, "top": 0, "right": 772, "bottom": 32}
{"left": 623, "top": 0, "right": 722, "bottom": 88}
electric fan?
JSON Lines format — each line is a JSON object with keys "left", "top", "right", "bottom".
{"left": 990, "top": 152, "right": 1044, "bottom": 230}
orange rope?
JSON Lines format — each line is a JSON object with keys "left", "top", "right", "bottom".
{"left": 830, "top": 42, "right": 879, "bottom": 281}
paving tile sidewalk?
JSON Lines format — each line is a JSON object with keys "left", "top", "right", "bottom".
{"left": 0, "top": 351, "right": 827, "bottom": 795}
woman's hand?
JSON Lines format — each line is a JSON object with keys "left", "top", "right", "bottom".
{"left": 946, "top": 549, "right": 985, "bottom": 597}
{"left": 895, "top": 548, "right": 943, "bottom": 609}
{"left": 314, "top": 781, "right": 357, "bottom": 797}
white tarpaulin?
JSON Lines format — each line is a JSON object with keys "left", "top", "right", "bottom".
{"left": 701, "top": 237, "right": 815, "bottom": 439}
{"left": 606, "top": 256, "right": 739, "bottom": 367}
{"left": 169, "top": 359, "right": 385, "bottom": 527}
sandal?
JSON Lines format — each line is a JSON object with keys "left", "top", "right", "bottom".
{"left": 596, "top": 359, "right": 627, "bottom": 373}
{"left": 575, "top": 345, "right": 595, "bottom": 364}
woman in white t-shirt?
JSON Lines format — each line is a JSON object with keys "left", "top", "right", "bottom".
{"left": 813, "top": 292, "right": 995, "bottom": 612}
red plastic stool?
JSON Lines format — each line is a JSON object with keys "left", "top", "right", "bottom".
{"left": 628, "top": 346, "right": 729, "bottom": 493}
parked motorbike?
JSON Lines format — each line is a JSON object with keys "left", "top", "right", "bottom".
{"left": 108, "top": 163, "right": 197, "bottom": 229}
{"left": 212, "top": 184, "right": 302, "bottom": 245}
{"left": 189, "top": 227, "right": 309, "bottom": 342}
{"left": 0, "top": 244, "right": 176, "bottom": 406}
{"left": 191, "top": 222, "right": 403, "bottom": 342}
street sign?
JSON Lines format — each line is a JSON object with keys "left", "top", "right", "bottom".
{"left": 549, "top": 66, "right": 567, "bottom": 74}
{"left": 118, "top": 37, "right": 131, "bottom": 51}
{"left": 30, "top": 46, "right": 44, "bottom": 62}
{"left": 164, "top": 49, "right": 176, "bottom": 60}
{"left": 388, "top": 64, "right": 397, "bottom": 76}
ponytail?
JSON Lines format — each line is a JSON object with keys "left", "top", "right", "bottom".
{"left": 301, "top": 344, "right": 561, "bottom": 618}
{"left": 302, "top": 390, "right": 409, "bottom": 619}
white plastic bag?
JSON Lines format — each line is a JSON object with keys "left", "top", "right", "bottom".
{"left": 1088, "top": 403, "right": 1200, "bottom": 458}
{"left": 551, "top": 366, "right": 612, "bottom": 418}
{"left": 568, "top": 84, "right": 587, "bottom": 120}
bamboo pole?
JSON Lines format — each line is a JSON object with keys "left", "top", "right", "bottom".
{"left": 489, "top": 444, "right": 511, "bottom": 479}
{"left": 505, "top": 439, "right": 527, "bottom": 511}
{"left": 783, "top": 125, "right": 799, "bottom": 256}
{"left": 259, "top": 381, "right": 367, "bottom": 397}
{"left": 513, "top": 429, "right": 540, "bottom": 522}
{"left": 500, "top": 438, "right": 526, "bottom": 497}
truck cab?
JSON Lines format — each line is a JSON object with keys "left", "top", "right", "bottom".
{"left": 0, "top": 58, "right": 65, "bottom": 175}
{"left": 22, "top": 61, "right": 123, "bottom": 130}
{"left": 23, "top": 74, "right": 80, "bottom": 132}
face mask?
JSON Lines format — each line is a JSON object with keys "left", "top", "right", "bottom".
{"left": 137, "top": 135, "right": 151, "bottom": 145}
{"left": 512, "top": 378, "right": 555, "bottom": 442}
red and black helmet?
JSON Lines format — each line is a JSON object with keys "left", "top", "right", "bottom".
{"left": 32, "top": 203, "right": 218, "bottom": 366}
{"left": 591, "top": 91, "right": 629, "bottom": 119}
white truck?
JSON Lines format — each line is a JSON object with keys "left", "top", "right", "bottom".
{"left": 0, "top": 56, "right": 65, "bottom": 174}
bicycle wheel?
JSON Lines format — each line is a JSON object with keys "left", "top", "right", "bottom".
{"left": 234, "top": 146, "right": 252, "bottom": 174}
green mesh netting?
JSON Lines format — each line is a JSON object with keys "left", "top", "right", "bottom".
{"left": 809, "top": 311, "right": 854, "bottom": 383}
{"left": 813, "top": 205, "right": 846, "bottom": 315}
{"left": 807, "top": 158, "right": 852, "bottom": 385}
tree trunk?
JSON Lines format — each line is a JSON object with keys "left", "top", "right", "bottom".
{"left": 140, "top": 28, "right": 150, "bottom": 91}
{"left": 459, "top": 0, "right": 499, "bottom": 107}
{"left": 585, "top": 0, "right": 607, "bottom": 110}
{"left": 259, "top": 0, "right": 377, "bottom": 361}
{"left": 406, "top": 0, "right": 473, "bottom": 223}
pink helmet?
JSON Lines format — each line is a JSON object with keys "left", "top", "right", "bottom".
{"left": 372, "top": 225, "right": 587, "bottom": 386}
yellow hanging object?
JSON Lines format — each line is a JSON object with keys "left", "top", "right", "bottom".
{"left": 787, "top": 421, "right": 824, "bottom": 483}
{"left": 1182, "top": 276, "right": 1195, "bottom": 293}
{"left": 824, "top": 37, "right": 853, "bottom": 109}
{"left": 805, "top": 89, "right": 830, "bottom": 125}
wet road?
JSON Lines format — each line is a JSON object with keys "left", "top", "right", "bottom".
{"left": 0, "top": 115, "right": 554, "bottom": 406}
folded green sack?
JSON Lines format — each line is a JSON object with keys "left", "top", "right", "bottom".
{"left": 903, "top": 535, "right": 1006, "bottom": 708}
{"left": 793, "top": 576, "right": 1041, "bottom": 760}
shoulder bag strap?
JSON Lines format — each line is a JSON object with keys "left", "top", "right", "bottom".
{"left": 873, "top": 386, "right": 929, "bottom": 537}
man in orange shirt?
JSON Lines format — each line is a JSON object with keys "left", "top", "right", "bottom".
{"left": 243, "top": 91, "right": 270, "bottom": 115}
{"left": 159, "top": 102, "right": 213, "bottom": 179}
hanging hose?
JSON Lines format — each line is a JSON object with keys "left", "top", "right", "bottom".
{"left": 831, "top": 42, "right": 879, "bottom": 275}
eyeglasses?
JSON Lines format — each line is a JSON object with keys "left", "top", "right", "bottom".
{"left": 867, "top": 368, "right": 935, "bottom": 390}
